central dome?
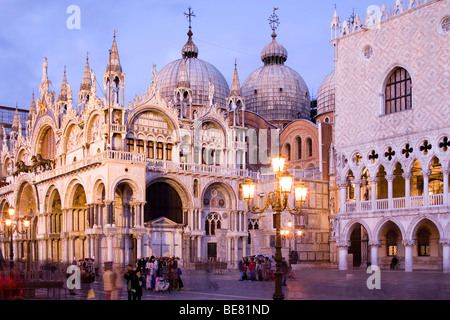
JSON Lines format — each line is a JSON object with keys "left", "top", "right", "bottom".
{"left": 154, "top": 28, "right": 229, "bottom": 108}
{"left": 242, "top": 33, "right": 310, "bottom": 125}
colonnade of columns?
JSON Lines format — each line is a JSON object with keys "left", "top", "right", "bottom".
{"left": 337, "top": 238, "right": 450, "bottom": 272}
{"left": 339, "top": 167, "right": 450, "bottom": 213}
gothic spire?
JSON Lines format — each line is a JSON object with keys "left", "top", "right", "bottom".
{"left": 229, "top": 59, "right": 242, "bottom": 97}
{"left": 80, "top": 53, "right": 92, "bottom": 92}
{"left": 106, "top": 30, "right": 122, "bottom": 73}
{"left": 28, "top": 90, "right": 36, "bottom": 120}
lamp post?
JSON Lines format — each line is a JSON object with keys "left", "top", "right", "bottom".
{"left": 242, "top": 155, "right": 307, "bottom": 300}
{"left": 281, "top": 221, "right": 303, "bottom": 264}
{"left": 0, "top": 207, "right": 30, "bottom": 271}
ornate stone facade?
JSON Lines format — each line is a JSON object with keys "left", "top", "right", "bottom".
{"left": 330, "top": 0, "right": 450, "bottom": 272}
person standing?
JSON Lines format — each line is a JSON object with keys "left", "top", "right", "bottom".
{"left": 131, "top": 270, "right": 144, "bottom": 300}
{"left": 123, "top": 264, "right": 135, "bottom": 300}
{"left": 102, "top": 264, "right": 115, "bottom": 300}
{"left": 281, "top": 258, "right": 290, "bottom": 286}
{"left": 248, "top": 258, "right": 256, "bottom": 281}
{"left": 238, "top": 259, "right": 245, "bottom": 281}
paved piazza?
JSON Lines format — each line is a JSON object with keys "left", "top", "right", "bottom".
{"left": 24, "top": 266, "right": 450, "bottom": 301}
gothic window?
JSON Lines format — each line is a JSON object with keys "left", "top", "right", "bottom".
{"left": 385, "top": 67, "right": 412, "bottom": 114}
{"left": 417, "top": 228, "right": 430, "bottom": 256}
{"left": 205, "top": 213, "right": 221, "bottom": 236}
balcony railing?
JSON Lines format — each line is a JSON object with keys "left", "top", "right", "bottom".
{"left": 344, "top": 193, "right": 448, "bottom": 213}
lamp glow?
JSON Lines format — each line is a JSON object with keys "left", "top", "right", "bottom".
{"left": 242, "top": 178, "right": 255, "bottom": 201}
{"left": 272, "top": 155, "right": 285, "bottom": 174}
{"left": 280, "top": 171, "right": 293, "bottom": 194}
{"left": 295, "top": 181, "right": 308, "bottom": 203}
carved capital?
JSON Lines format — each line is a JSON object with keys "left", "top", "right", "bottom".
{"left": 402, "top": 239, "right": 415, "bottom": 247}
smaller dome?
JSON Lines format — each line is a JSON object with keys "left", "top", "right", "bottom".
{"left": 182, "top": 28, "right": 198, "bottom": 58}
{"left": 261, "top": 35, "right": 287, "bottom": 65}
{"left": 316, "top": 70, "right": 335, "bottom": 116}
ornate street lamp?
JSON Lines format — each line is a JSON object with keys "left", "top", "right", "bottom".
{"left": 0, "top": 207, "right": 30, "bottom": 271}
{"left": 242, "top": 155, "right": 307, "bottom": 300}
{"left": 281, "top": 221, "right": 303, "bottom": 264}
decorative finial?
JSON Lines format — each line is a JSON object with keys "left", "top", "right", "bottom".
{"left": 268, "top": 8, "right": 280, "bottom": 39}
{"left": 86, "top": 51, "right": 90, "bottom": 61}
{"left": 113, "top": 29, "right": 117, "bottom": 39}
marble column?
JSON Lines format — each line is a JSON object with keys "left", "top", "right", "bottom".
{"left": 403, "top": 240, "right": 415, "bottom": 272}
{"left": 369, "top": 241, "right": 381, "bottom": 267}
{"left": 442, "top": 168, "right": 449, "bottom": 205}
{"left": 441, "top": 240, "right": 450, "bottom": 273}
{"left": 386, "top": 174, "right": 395, "bottom": 209}
{"left": 369, "top": 177, "right": 378, "bottom": 211}
{"left": 402, "top": 172, "right": 412, "bottom": 208}
{"left": 421, "top": 170, "right": 430, "bottom": 207}
{"left": 337, "top": 241, "right": 349, "bottom": 271}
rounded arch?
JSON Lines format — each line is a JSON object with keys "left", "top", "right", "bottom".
{"left": 145, "top": 178, "right": 188, "bottom": 224}
{"left": 43, "top": 184, "right": 62, "bottom": 213}
{"left": 14, "top": 181, "right": 38, "bottom": 218}
{"left": 200, "top": 180, "right": 237, "bottom": 209}
{"left": 31, "top": 116, "right": 58, "bottom": 156}
{"left": 91, "top": 177, "right": 106, "bottom": 203}
{"left": 85, "top": 110, "right": 104, "bottom": 144}
{"left": 146, "top": 176, "right": 192, "bottom": 211}
{"left": 63, "top": 178, "right": 87, "bottom": 209}
{"left": 109, "top": 176, "right": 144, "bottom": 202}
{"left": 128, "top": 105, "right": 181, "bottom": 142}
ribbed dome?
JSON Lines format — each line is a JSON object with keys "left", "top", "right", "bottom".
{"left": 154, "top": 25, "right": 230, "bottom": 108}
{"left": 242, "top": 34, "right": 310, "bottom": 123}
{"left": 155, "top": 58, "right": 230, "bottom": 108}
{"left": 316, "top": 70, "right": 335, "bottom": 116}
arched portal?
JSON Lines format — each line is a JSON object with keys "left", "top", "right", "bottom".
{"left": 145, "top": 181, "right": 184, "bottom": 259}
{"left": 144, "top": 182, "right": 183, "bottom": 224}
{"left": 348, "top": 223, "right": 369, "bottom": 267}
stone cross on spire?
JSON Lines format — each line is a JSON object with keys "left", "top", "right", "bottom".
{"left": 184, "top": 6, "right": 195, "bottom": 29}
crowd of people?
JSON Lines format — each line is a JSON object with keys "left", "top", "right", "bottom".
{"left": 238, "top": 255, "right": 293, "bottom": 286}
{"left": 102, "top": 256, "right": 183, "bottom": 300}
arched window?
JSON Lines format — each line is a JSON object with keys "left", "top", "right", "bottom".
{"left": 205, "top": 213, "right": 221, "bottom": 236}
{"left": 385, "top": 67, "right": 412, "bottom": 114}
{"left": 306, "top": 138, "right": 313, "bottom": 157}
{"left": 285, "top": 143, "right": 291, "bottom": 161}
{"left": 296, "top": 137, "right": 302, "bottom": 159}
